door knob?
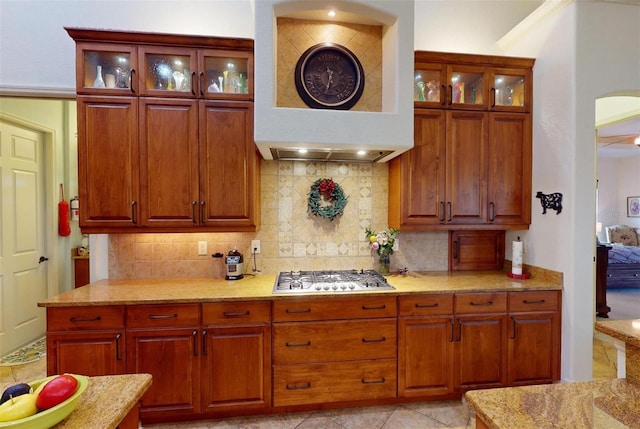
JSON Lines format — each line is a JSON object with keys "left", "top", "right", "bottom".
{"left": 39, "top": 256, "right": 49, "bottom": 264}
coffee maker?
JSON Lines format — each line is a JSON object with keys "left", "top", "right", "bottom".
{"left": 225, "top": 248, "right": 244, "bottom": 280}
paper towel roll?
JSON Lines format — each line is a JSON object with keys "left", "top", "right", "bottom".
{"left": 512, "top": 240, "right": 523, "bottom": 275}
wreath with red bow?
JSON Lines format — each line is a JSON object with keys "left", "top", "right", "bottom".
{"left": 307, "top": 178, "right": 348, "bottom": 221}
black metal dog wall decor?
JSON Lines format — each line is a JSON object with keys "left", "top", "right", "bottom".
{"left": 536, "top": 191, "right": 563, "bottom": 214}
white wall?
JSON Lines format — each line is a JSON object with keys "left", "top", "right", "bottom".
{"left": 0, "top": 0, "right": 255, "bottom": 93}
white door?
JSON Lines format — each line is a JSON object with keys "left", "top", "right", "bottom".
{"left": 0, "top": 120, "right": 48, "bottom": 356}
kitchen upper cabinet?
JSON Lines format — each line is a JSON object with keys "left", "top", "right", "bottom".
{"left": 68, "top": 28, "right": 259, "bottom": 234}
{"left": 199, "top": 101, "right": 259, "bottom": 230}
{"left": 414, "top": 51, "right": 532, "bottom": 113}
{"left": 68, "top": 27, "right": 253, "bottom": 100}
{"left": 488, "top": 113, "right": 532, "bottom": 226}
{"left": 139, "top": 98, "right": 199, "bottom": 227}
{"left": 77, "top": 96, "right": 139, "bottom": 229}
{"left": 392, "top": 51, "right": 533, "bottom": 231}
{"left": 389, "top": 109, "right": 489, "bottom": 229}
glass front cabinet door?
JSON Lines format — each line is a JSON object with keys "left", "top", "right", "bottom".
{"left": 76, "top": 44, "right": 138, "bottom": 95}
{"left": 446, "top": 65, "right": 487, "bottom": 110}
{"left": 489, "top": 68, "right": 531, "bottom": 112}
{"left": 199, "top": 50, "right": 253, "bottom": 100}
{"left": 138, "top": 46, "right": 198, "bottom": 97}
{"left": 414, "top": 63, "right": 446, "bottom": 106}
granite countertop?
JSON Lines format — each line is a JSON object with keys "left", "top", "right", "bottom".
{"left": 595, "top": 319, "right": 640, "bottom": 348}
{"left": 465, "top": 378, "right": 640, "bottom": 429}
{"left": 55, "top": 374, "right": 152, "bottom": 429}
{"left": 38, "top": 270, "right": 562, "bottom": 307}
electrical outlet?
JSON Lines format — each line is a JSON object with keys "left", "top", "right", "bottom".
{"left": 197, "top": 241, "right": 208, "bottom": 255}
{"left": 251, "top": 240, "right": 261, "bottom": 254}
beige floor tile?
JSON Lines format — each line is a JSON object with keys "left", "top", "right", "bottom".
{"left": 381, "top": 407, "right": 448, "bottom": 428}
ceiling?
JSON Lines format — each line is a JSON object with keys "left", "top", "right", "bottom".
{"left": 597, "top": 116, "right": 640, "bottom": 158}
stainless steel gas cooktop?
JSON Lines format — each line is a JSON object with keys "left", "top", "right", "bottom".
{"left": 273, "top": 269, "right": 395, "bottom": 294}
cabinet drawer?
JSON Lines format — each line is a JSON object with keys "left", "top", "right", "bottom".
{"left": 399, "top": 294, "right": 453, "bottom": 316}
{"left": 273, "top": 296, "right": 396, "bottom": 322}
{"left": 508, "top": 291, "right": 560, "bottom": 312}
{"left": 202, "top": 301, "right": 270, "bottom": 325}
{"left": 455, "top": 293, "right": 507, "bottom": 314}
{"left": 273, "top": 359, "right": 397, "bottom": 407}
{"left": 126, "top": 304, "right": 200, "bottom": 328}
{"left": 47, "top": 306, "right": 125, "bottom": 331}
{"left": 273, "top": 318, "right": 396, "bottom": 364}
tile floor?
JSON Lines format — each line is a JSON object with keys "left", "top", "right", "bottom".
{"left": 0, "top": 338, "right": 619, "bottom": 429}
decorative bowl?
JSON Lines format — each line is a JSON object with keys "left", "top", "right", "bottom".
{"left": 0, "top": 374, "right": 88, "bottom": 429}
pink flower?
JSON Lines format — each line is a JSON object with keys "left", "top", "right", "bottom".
{"left": 371, "top": 242, "right": 380, "bottom": 250}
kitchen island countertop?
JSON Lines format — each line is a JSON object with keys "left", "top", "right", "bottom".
{"left": 38, "top": 270, "right": 562, "bottom": 307}
{"left": 466, "top": 319, "right": 640, "bottom": 428}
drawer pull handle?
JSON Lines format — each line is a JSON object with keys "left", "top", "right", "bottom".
{"left": 523, "top": 299, "right": 545, "bottom": 304}
{"left": 362, "top": 337, "right": 386, "bottom": 343}
{"left": 286, "top": 341, "right": 311, "bottom": 347}
{"left": 361, "top": 377, "right": 385, "bottom": 384}
{"left": 470, "top": 301, "right": 494, "bottom": 306}
{"left": 115, "top": 333, "right": 122, "bottom": 361}
{"left": 223, "top": 311, "right": 250, "bottom": 318}
{"left": 70, "top": 316, "right": 101, "bottom": 323}
{"left": 362, "top": 304, "right": 386, "bottom": 310}
{"left": 192, "top": 329, "right": 198, "bottom": 357}
{"left": 285, "top": 308, "right": 311, "bottom": 314}
{"left": 286, "top": 382, "right": 311, "bottom": 390}
{"left": 149, "top": 313, "right": 178, "bottom": 319}
{"left": 416, "top": 303, "right": 439, "bottom": 308}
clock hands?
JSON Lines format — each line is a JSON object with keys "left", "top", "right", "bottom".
{"left": 325, "top": 68, "right": 334, "bottom": 92}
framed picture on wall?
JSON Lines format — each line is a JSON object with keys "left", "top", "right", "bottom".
{"left": 627, "top": 196, "right": 640, "bottom": 217}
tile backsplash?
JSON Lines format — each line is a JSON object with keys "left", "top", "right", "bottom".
{"left": 108, "top": 160, "right": 448, "bottom": 279}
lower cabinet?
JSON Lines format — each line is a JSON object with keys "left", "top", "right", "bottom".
{"left": 44, "top": 290, "right": 560, "bottom": 423}
{"left": 126, "top": 304, "right": 201, "bottom": 420}
{"left": 399, "top": 290, "right": 560, "bottom": 398}
{"left": 507, "top": 291, "right": 561, "bottom": 385}
{"left": 46, "top": 306, "right": 125, "bottom": 376}
{"left": 200, "top": 301, "right": 271, "bottom": 416}
{"left": 272, "top": 296, "right": 397, "bottom": 408}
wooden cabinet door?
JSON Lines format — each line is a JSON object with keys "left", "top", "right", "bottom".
{"left": 199, "top": 101, "right": 259, "bottom": 231}
{"left": 126, "top": 328, "right": 200, "bottom": 419}
{"left": 449, "top": 230, "right": 505, "bottom": 271}
{"left": 47, "top": 331, "right": 124, "bottom": 376}
{"left": 487, "top": 113, "right": 531, "bottom": 226}
{"left": 446, "top": 111, "right": 488, "bottom": 225}
{"left": 454, "top": 314, "right": 507, "bottom": 391}
{"left": 389, "top": 109, "right": 446, "bottom": 229}
{"left": 139, "top": 98, "right": 199, "bottom": 227}
{"left": 398, "top": 316, "right": 454, "bottom": 397}
{"left": 77, "top": 96, "right": 139, "bottom": 231}
{"left": 201, "top": 325, "right": 271, "bottom": 415}
{"left": 508, "top": 312, "right": 560, "bottom": 385}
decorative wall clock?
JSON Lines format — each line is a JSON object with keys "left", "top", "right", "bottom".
{"left": 294, "top": 43, "right": 365, "bottom": 110}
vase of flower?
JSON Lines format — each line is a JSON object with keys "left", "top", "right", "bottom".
{"left": 378, "top": 252, "right": 391, "bottom": 276}
{"left": 365, "top": 227, "right": 399, "bottom": 276}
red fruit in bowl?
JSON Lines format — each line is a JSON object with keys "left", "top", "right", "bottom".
{"left": 35, "top": 374, "right": 78, "bottom": 410}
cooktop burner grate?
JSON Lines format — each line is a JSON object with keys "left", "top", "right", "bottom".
{"left": 273, "top": 269, "right": 395, "bottom": 294}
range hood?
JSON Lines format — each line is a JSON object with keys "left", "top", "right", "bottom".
{"left": 253, "top": 0, "right": 415, "bottom": 163}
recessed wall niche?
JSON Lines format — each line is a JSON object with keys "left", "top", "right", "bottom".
{"left": 254, "top": 0, "right": 415, "bottom": 162}
{"left": 276, "top": 17, "right": 382, "bottom": 111}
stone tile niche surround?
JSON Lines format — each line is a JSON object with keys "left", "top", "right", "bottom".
{"left": 253, "top": 0, "right": 415, "bottom": 162}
